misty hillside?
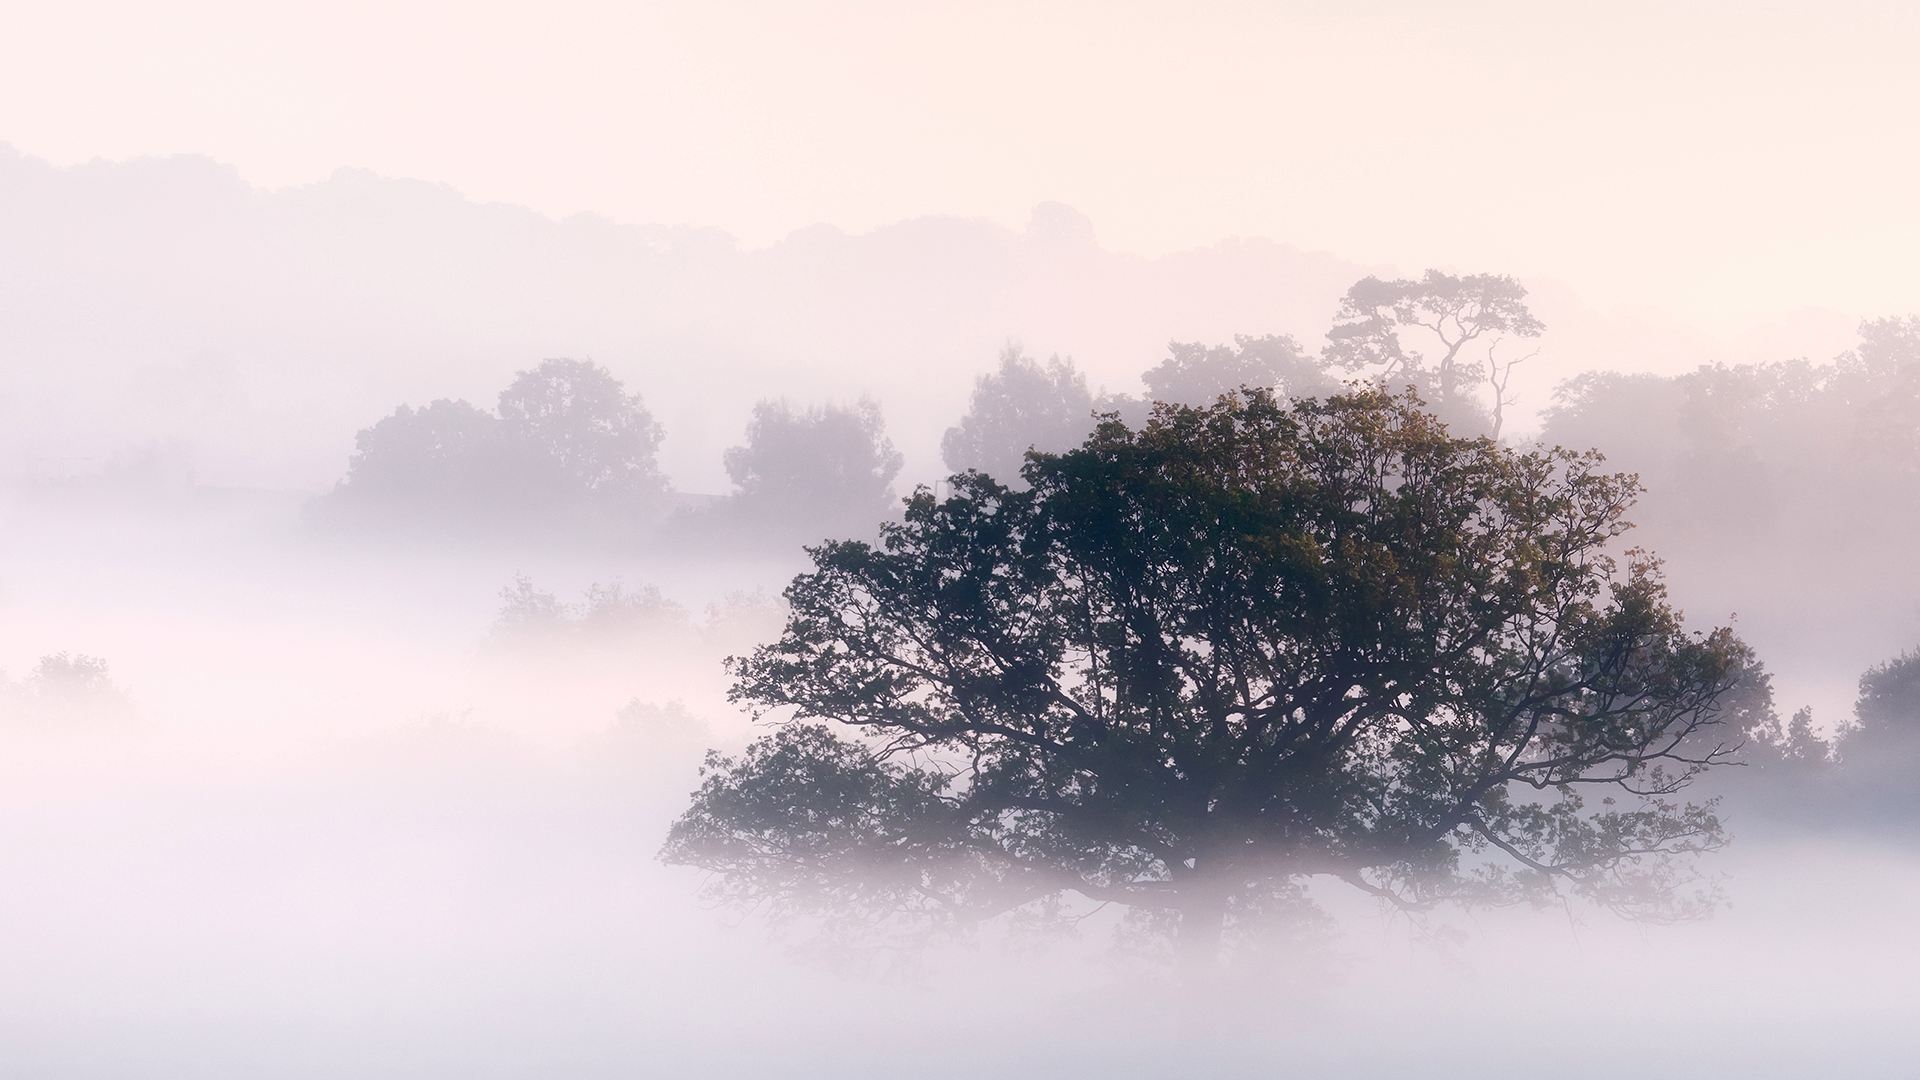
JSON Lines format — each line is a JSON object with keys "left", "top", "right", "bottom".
{"left": 0, "top": 145, "right": 1855, "bottom": 495}
{"left": 14, "top": 4, "right": 1920, "bottom": 1074}
{"left": 0, "top": 146, "right": 1352, "bottom": 491}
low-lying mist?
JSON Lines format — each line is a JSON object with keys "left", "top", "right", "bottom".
{"left": 14, "top": 5, "right": 1920, "bottom": 1073}
{"left": 1, "top": 490, "right": 1912, "bottom": 1079}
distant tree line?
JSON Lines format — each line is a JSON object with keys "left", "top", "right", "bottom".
{"left": 317, "top": 270, "right": 1548, "bottom": 548}
{"left": 325, "top": 358, "right": 668, "bottom": 530}
{"left": 298, "top": 272, "right": 1920, "bottom": 960}
{"left": 321, "top": 358, "right": 905, "bottom": 547}
{"left": 1535, "top": 317, "right": 1920, "bottom": 831}
{"left": 1539, "top": 317, "right": 1920, "bottom": 543}
{"left": 660, "top": 374, "right": 1920, "bottom": 962}
{"left": 321, "top": 291, "right": 1920, "bottom": 710}
{"left": 939, "top": 270, "right": 1540, "bottom": 481}
{"left": 1707, "top": 644, "right": 1920, "bottom": 833}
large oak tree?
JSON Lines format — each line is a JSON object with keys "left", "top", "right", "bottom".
{"left": 665, "top": 388, "right": 1749, "bottom": 960}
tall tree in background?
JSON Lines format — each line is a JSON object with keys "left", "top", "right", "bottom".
{"left": 1841, "top": 650, "right": 1920, "bottom": 774}
{"left": 665, "top": 388, "right": 1748, "bottom": 963}
{"left": 722, "top": 398, "right": 905, "bottom": 540}
{"left": 497, "top": 358, "right": 668, "bottom": 501}
{"left": 336, "top": 398, "right": 512, "bottom": 510}
{"left": 1845, "top": 317, "right": 1920, "bottom": 472}
{"left": 940, "top": 347, "right": 1095, "bottom": 483}
{"left": 1141, "top": 333, "right": 1338, "bottom": 407}
{"left": 1326, "top": 270, "right": 1544, "bottom": 436}
{"left": 329, "top": 358, "right": 670, "bottom": 530}
{"left": 1539, "top": 319, "right": 1920, "bottom": 542}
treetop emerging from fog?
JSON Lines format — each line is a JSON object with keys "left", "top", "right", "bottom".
{"left": 328, "top": 357, "right": 668, "bottom": 531}
{"left": 1327, "top": 270, "right": 1543, "bottom": 438}
{"left": 665, "top": 387, "right": 1750, "bottom": 960}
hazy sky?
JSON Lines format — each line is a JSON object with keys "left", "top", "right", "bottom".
{"left": 6, "top": 0, "right": 1915, "bottom": 325}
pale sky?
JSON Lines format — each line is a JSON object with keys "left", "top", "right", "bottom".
{"left": 5, "top": 0, "right": 1917, "bottom": 325}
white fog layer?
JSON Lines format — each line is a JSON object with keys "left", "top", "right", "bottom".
{"left": 4, "top": 5, "right": 1917, "bottom": 1077}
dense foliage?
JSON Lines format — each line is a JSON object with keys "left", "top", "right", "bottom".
{"left": 665, "top": 388, "right": 1749, "bottom": 958}
{"left": 718, "top": 398, "right": 906, "bottom": 542}
{"left": 941, "top": 347, "right": 1095, "bottom": 482}
{"left": 331, "top": 358, "right": 667, "bottom": 529}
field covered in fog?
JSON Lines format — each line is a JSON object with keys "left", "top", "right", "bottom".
{"left": 4, "top": 493, "right": 1918, "bottom": 1079}
{"left": 6, "top": 370, "right": 1920, "bottom": 1075}
{"left": 9, "top": 3, "right": 1920, "bottom": 1076}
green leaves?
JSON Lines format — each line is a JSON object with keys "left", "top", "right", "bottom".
{"left": 670, "top": 388, "right": 1747, "bottom": 948}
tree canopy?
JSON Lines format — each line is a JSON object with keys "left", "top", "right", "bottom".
{"left": 940, "top": 347, "right": 1095, "bottom": 483}
{"left": 1533, "top": 320, "right": 1920, "bottom": 698}
{"left": 339, "top": 398, "right": 512, "bottom": 509}
{"left": 1541, "top": 318, "right": 1920, "bottom": 529}
{"left": 331, "top": 358, "right": 668, "bottom": 530}
{"left": 1141, "top": 333, "right": 1337, "bottom": 408}
{"left": 1327, "top": 270, "right": 1544, "bottom": 436}
{"left": 720, "top": 398, "right": 906, "bottom": 541}
{"left": 1841, "top": 650, "right": 1920, "bottom": 772}
{"left": 496, "top": 357, "right": 668, "bottom": 500}
{"left": 665, "top": 388, "right": 1749, "bottom": 960}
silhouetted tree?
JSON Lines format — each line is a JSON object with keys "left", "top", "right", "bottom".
{"left": 497, "top": 358, "right": 668, "bottom": 501}
{"left": 721, "top": 398, "right": 904, "bottom": 540}
{"left": 665, "top": 388, "right": 1749, "bottom": 962}
{"left": 1738, "top": 648, "right": 1920, "bottom": 831}
{"left": 1327, "top": 270, "right": 1544, "bottom": 436}
{"left": 1539, "top": 321, "right": 1920, "bottom": 572}
{"left": 1141, "top": 333, "right": 1338, "bottom": 407}
{"left": 1840, "top": 650, "right": 1920, "bottom": 777}
{"left": 328, "top": 359, "right": 669, "bottom": 533}
{"left": 1089, "top": 388, "right": 1155, "bottom": 430}
{"left": 941, "top": 347, "right": 1095, "bottom": 482}
{"left": 338, "top": 398, "right": 508, "bottom": 507}
{"left": 1690, "top": 655, "right": 1833, "bottom": 824}
{"left": 1543, "top": 364, "right": 1785, "bottom": 531}
{"left": 1540, "top": 372, "right": 1687, "bottom": 480}
{"left": 1091, "top": 335, "right": 1341, "bottom": 431}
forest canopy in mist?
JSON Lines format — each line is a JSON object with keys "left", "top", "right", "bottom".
{"left": 7, "top": 8, "right": 1920, "bottom": 1068}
